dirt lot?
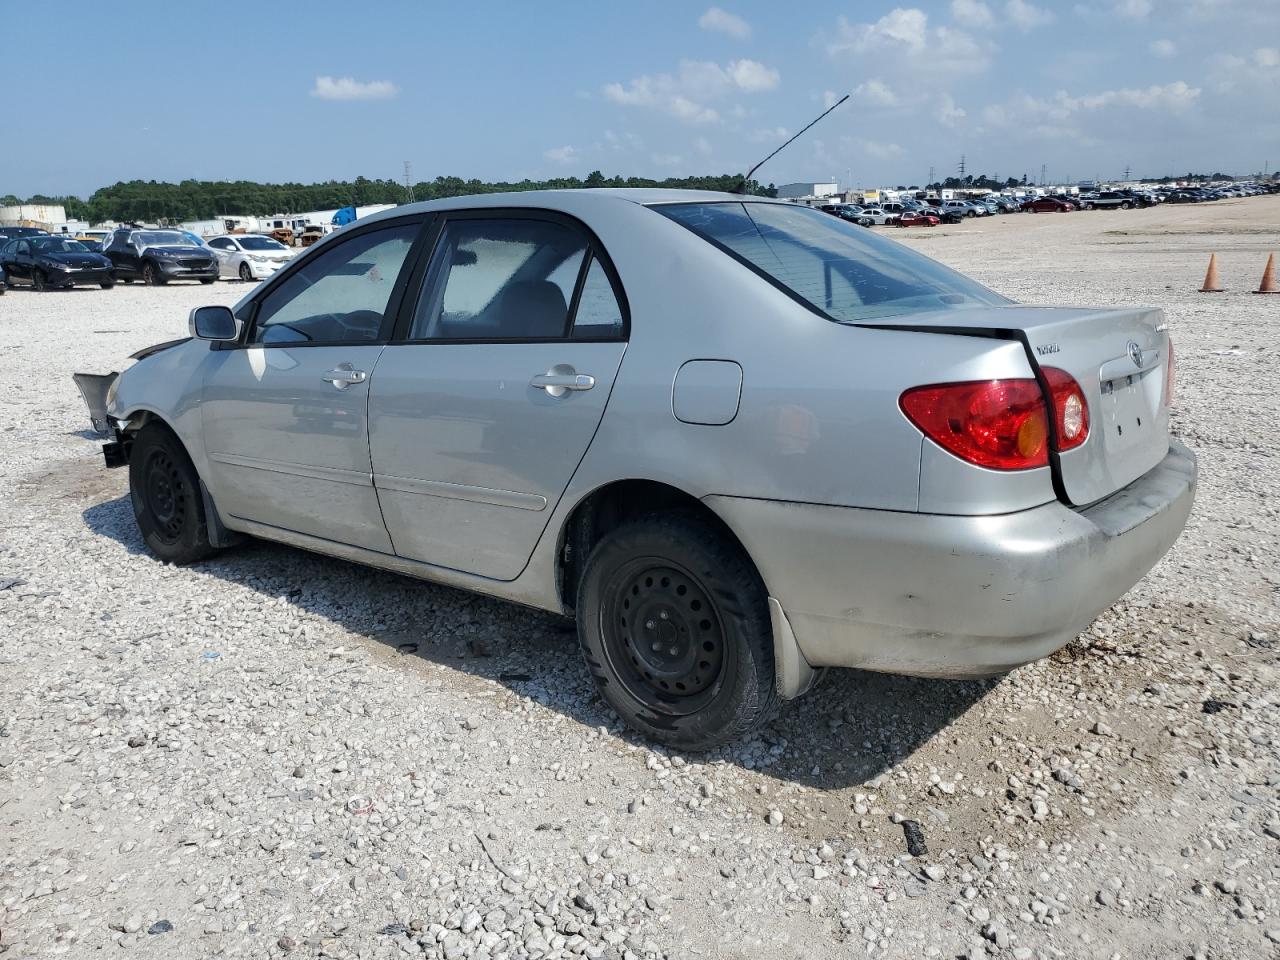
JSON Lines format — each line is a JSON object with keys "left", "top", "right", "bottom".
{"left": 1, "top": 197, "right": 1278, "bottom": 960}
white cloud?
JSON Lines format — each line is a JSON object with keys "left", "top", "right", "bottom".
{"left": 1209, "top": 47, "right": 1280, "bottom": 93}
{"left": 1256, "top": 47, "right": 1280, "bottom": 68}
{"left": 1149, "top": 38, "right": 1177, "bottom": 57}
{"left": 749, "top": 126, "right": 790, "bottom": 142}
{"left": 861, "top": 140, "right": 905, "bottom": 160}
{"left": 603, "top": 59, "right": 779, "bottom": 124}
{"left": 1114, "top": 0, "right": 1151, "bottom": 16}
{"left": 982, "top": 81, "right": 1200, "bottom": 136}
{"left": 951, "top": 0, "right": 994, "bottom": 27}
{"left": 651, "top": 153, "right": 683, "bottom": 167}
{"left": 693, "top": 136, "right": 714, "bottom": 157}
{"left": 726, "top": 59, "right": 780, "bottom": 91}
{"left": 544, "top": 145, "right": 579, "bottom": 164}
{"left": 936, "top": 93, "right": 968, "bottom": 126}
{"left": 699, "top": 6, "right": 751, "bottom": 39}
{"left": 827, "top": 9, "right": 991, "bottom": 76}
{"left": 1005, "top": 0, "right": 1054, "bottom": 30}
{"left": 852, "top": 78, "right": 898, "bottom": 107}
{"left": 310, "top": 76, "right": 398, "bottom": 101}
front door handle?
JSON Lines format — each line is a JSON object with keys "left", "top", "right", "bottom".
{"left": 531, "top": 367, "right": 595, "bottom": 398}
{"left": 321, "top": 363, "right": 368, "bottom": 389}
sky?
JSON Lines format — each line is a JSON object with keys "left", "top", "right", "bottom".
{"left": 3, "top": 0, "right": 1278, "bottom": 198}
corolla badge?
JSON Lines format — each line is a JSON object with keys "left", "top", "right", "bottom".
{"left": 1127, "top": 341, "right": 1144, "bottom": 369}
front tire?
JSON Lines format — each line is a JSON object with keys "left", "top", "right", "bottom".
{"left": 239, "top": 261, "right": 254, "bottom": 282}
{"left": 576, "top": 512, "right": 778, "bottom": 750}
{"left": 128, "top": 423, "right": 216, "bottom": 565}
{"left": 32, "top": 269, "right": 47, "bottom": 291}
{"left": 142, "top": 261, "right": 166, "bottom": 286}
{"left": 100, "top": 279, "right": 115, "bottom": 289}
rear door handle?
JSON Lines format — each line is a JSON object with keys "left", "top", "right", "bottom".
{"left": 531, "top": 369, "right": 595, "bottom": 398}
{"left": 321, "top": 363, "right": 368, "bottom": 389}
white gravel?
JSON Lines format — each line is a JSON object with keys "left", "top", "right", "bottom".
{"left": 1, "top": 198, "right": 1278, "bottom": 960}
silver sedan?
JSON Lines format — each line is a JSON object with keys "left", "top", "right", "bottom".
{"left": 80, "top": 190, "right": 1196, "bottom": 749}
{"left": 205, "top": 233, "right": 294, "bottom": 282}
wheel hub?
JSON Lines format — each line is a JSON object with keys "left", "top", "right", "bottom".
{"left": 606, "top": 563, "right": 726, "bottom": 704}
{"left": 145, "top": 452, "right": 184, "bottom": 538}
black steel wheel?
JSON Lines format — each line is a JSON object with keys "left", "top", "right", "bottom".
{"left": 128, "top": 422, "right": 216, "bottom": 564}
{"left": 602, "top": 559, "right": 728, "bottom": 714}
{"left": 577, "top": 512, "right": 778, "bottom": 750}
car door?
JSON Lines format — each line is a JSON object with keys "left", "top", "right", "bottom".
{"left": 4, "top": 241, "right": 30, "bottom": 281}
{"left": 104, "top": 232, "right": 138, "bottom": 277}
{"left": 367, "top": 211, "right": 629, "bottom": 580}
{"left": 199, "top": 216, "right": 428, "bottom": 552}
{"left": 207, "top": 237, "right": 236, "bottom": 277}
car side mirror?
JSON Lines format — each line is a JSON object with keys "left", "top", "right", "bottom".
{"left": 189, "top": 305, "right": 239, "bottom": 341}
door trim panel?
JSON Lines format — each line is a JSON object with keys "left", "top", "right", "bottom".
{"left": 373, "top": 473, "right": 547, "bottom": 511}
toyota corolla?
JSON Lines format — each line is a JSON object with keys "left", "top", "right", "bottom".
{"left": 76, "top": 190, "right": 1196, "bottom": 749}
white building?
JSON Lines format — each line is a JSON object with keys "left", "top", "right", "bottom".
{"left": 775, "top": 182, "right": 839, "bottom": 201}
{"left": 0, "top": 204, "right": 67, "bottom": 229}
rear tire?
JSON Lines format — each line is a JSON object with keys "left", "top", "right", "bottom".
{"left": 100, "top": 279, "right": 115, "bottom": 289}
{"left": 200, "top": 278, "right": 214, "bottom": 284}
{"left": 576, "top": 512, "right": 778, "bottom": 750}
{"left": 128, "top": 423, "right": 216, "bottom": 565}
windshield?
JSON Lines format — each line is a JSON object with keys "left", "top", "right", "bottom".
{"left": 32, "top": 238, "right": 90, "bottom": 253}
{"left": 239, "top": 235, "right": 287, "bottom": 251}
{"left": 133, "top": 231, "right": 197, "bottom": 247}
{"left": 656, "top": 201, "right": 1009, "bottom": 322}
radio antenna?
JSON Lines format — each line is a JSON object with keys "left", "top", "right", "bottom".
{"left": 732, "top": 93, "right": 851, "bottom": 194}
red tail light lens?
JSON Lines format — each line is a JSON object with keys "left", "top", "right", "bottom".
{"left": 1164, "top": 338, "right": 1175, "bottom": 408}
{"left": 899, "top": 367, "right": 1090, "bottom": 471}
{"left": 1043, "top": 366, "right": 1089, "bottom": 451}
{"left": 900, "top": 379, "right": 1049, "bottom": 470}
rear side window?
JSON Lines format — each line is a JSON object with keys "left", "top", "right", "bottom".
{"left": 410, "top": 219, "right": 588, "bottom": 340}
{"left": 657, "top": 202, "right": 1008, "bottom": 323}
{"left": 572, "top": 258, "right": 624, "bottom": 338}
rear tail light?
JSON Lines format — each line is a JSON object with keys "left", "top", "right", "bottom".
{"left": 899, "top": 367, "right": 1089, "bottom": 471}
{"left": 1164, "top": 338, "right": 1175, "bottom": 408}
{"left": 1043, "top": 367, "right": 1089, "bottom": 451}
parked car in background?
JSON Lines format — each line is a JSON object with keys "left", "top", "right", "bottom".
{"left": 102, "top": 228, "right": 218, "bottom": 285}
{"left": 898, "top": 210, "right": 940, "bottom": 227}
{"left": 1022, "top": 197, "right": 1076, "bottom": 213}
{"left": 0, "top": 262, "right": 6, "bottom": 294}
{"left": 77, "top": 190, "right": 1194, "bottom": 749}
{"left": 1080, "top": 191, "right": 1136, "bottom": 210}
{"left": 857, "top": 207, "right": 901, "bottom": 225}
{"left": 74, "top": 230, "right": 111, "bottom": 249}
{"left": 0, "top": 235, "right": 115, "bottom": 290}
{"left": 0, "top": 226, "right": 49, "bottom": 242}
{"left": 207, "top": 233, "right": 294, "bottom": 282}
{"left": 942, "top": 200, "right": 986, "bottom": 218}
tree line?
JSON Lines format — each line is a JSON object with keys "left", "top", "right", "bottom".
{"left": 0, "top": 172, "right": 775, "bottom": 225}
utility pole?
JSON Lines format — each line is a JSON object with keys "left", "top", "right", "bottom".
{"left": 1040, "top": 163, "right": 1047, "bottom": 186}
{"left": 1123, "top": 164, "right": 1131, "bottom": 181}
{"left": 403, "top": 161, "right": 415, "bottom": 204}
{"left": 958, "top": 154, "right": 966, "bottom": 177}
{"left": 927, "top": 165, "right": 935, "bottom": 188}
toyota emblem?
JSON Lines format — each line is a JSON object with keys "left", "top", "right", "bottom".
{"left": 1127, "top": 341, "right": 1144, "bottom": 369}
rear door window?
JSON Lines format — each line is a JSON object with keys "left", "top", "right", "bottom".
{"left": 409, "top": 218, "right": 588, "bottom": 340}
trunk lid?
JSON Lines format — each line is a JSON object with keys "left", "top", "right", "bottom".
{"left": 860, "top": 304, "right": 1171, "bottom": 506}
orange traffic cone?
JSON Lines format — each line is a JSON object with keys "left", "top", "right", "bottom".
{"left": 1256, "top": 253, "right": 1279, "bottom": 294}
{"left": 1199, "top": 254, "right": 1223, "bottom": 293}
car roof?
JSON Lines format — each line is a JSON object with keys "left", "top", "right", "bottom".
{"left": 359, "top": 187, "right": 789, "bottom": 224}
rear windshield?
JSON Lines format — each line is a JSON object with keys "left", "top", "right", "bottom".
{"left": 656, "top": 201, "right": 1009, "bottom": 322}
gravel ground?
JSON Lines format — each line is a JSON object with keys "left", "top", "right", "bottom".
{"left": 1, "top": 197, "right": 1278, "bottom": 960}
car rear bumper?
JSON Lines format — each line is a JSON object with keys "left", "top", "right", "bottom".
{"left": 706, "top": 441, "right": 1196, "bottom": 678}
